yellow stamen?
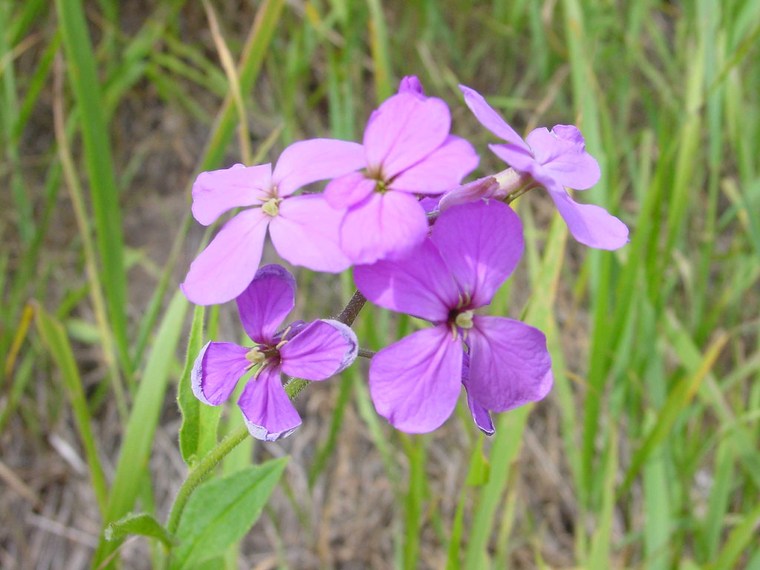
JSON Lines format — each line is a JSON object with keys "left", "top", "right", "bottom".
{"left": 261, "top": 198, "right": 279, "bottom": 217}
{"left": 246, "top": 346, "right": 266, "bottom": 365}
{"left": 455, "top": 310, "right": 474, "bottom": 329}
{"left": 275, "top": 326, "right": 292, "bottom": 349}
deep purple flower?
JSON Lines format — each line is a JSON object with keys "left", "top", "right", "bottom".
{"left": 192, "top": 265, "right": 358, "bottom": 441}
{"left": 354, "top": 200, "right": 552, "bottom": 434}
{"left": 181, "top": 138, "right": 365, "bottom": 305}
{"left": 324, "top": 77, "right": 478, "bottom": 264}
{"left": 459, "top": 85, "right": 628, "bottom": 250}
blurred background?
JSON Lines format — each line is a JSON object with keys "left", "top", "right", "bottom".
{"left": 1, "top": 0, "right": 759, "bottom": 568}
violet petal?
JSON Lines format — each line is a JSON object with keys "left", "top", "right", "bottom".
{"left": 191, "top": 341, "right": 250, "bottom": 406}
{"left": 467, "top": 316, "right": 553, "bottom": 412}
{"left": 237, "top": 365, "right": 301, "bottom": 442}
{"left": 279, "top": 319, "right": 358, "bottom": 381}
{"left": 431, "top": 200, "right": 524, "bottom": 308}
{"left": 236, "top": 264, "right": 296, "bottom": 344}
{"left": 369, "top": 326, "right": 462, "bottom": 433}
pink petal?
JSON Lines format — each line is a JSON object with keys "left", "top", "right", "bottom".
{"left": 237, "top": 365, "right": 301, "bottom": 441}
{"left": 324, "top": 171, "right": 376, "bottom": 209}
{"left": 236, "top": 264, "right": 295, "bottom": 344}
{"left": 191, "top": 163, "right": 272, "bottom": 226}
{"left": 459, "top": 85, "right": 530, "bottom": 150}
{"left": 340, "top": 191, "right": 428, "bottom": 264}
{"left": 489, "top": 143, "right": 538, "bottom": 174}
{"left": 398, "top": 75, "right": 425, "bottom": 97}
{"left": 548, "top": 188, "right": 629, "bottom": 250}
{"left": 467, "top": 316, "right": 553, "bottom": 412}
{"left": 431, "top": 200, "right": 524, "bottom": 308}
{"left": 280, "top": 319, "right": 358, "bottom": 380}
{"left": 419, "top": 195, "right": 441, "bottom": 213}
{"left": 390, "top": 136, "right": 479, "bottom": 195}
{"left": 181, "top": 208, "right": 270, "bottom": 305}
{"left": 354, "top": 239, "right": 459, "bottom": 322}
{"left": 525, "top": 127, "right": 600, "bottom": 190}
{"left": 369, "top": 326, "right": 463, "bottom": 433}
{"left": 364, "top": 93, "right": 451, "bottom": 177}
{"left": 191, "top": 341, "right": 250, "bottom": 405}
{"left": 269, "top": 195, "right": 351, "bottom": 273}
{"left": 438, "top": 176, "right": 504, "bottom": 212}
{"left": 272, "top": 138, "right": 366, "bottom": 197}
{"left": 552, "top": 124, "right": 586, "bottom": 146}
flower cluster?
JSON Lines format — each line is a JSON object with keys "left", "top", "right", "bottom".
{"left": 183, "top": 77, "right": 628, "bottom": 441}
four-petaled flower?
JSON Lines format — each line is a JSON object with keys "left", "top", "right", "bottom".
{"left": 355, "top": 200, "right": 553, "bottom": 434}
{"left": 323, "top": 78, "right": 478, "bottom": 264}
{"left": 459, "top": 85, "right": 629, "bottom": 250}
{"left": 192, "top": 265, "right": 358, "bottom": 441}
{"left": 182, "top": 138, "right": 365, "bottom": 305}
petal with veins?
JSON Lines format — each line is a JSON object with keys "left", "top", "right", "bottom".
{"left": 390, "top": 136, "right": 479, "bottom": 195}
{"left": 364, "top": 93, "right": 450, "bottom": 177}
{"left": 369, "top": 326, "right": 462, "bottom": 433}
{"left": 280, "top": 319, "right": 358, "bottom": 380}
{"left": 237, "top": 365, "right": 301, "bottom": 442}
{"left": 270, "top": 195, "right": 351, "bottom": 273}
{"left": 460, "top": 85, "right": 530, "bottom": 150}
{"left": 354, "top": 239, "right": 459, "bottom": 322}
{"left": 236, "top": 264, "right": 296, "bottom": 344}
{"left": 431, "top": 200, "right": 524, "bottom": 308}
{"left": 272, "top": 139, "right": 366, "bottom": 197}
{"left": 548, "top": 188, "right": 629, "bottom": 250}
{"left": 181, "top": 208, "right": 270, "bottom": 305}
{"left": 191, "top": 341, "right": 250, "bottom": 406}
{"left": 191, "top": 163, "right": 272, "bottom": 226}
{"left": 467, "top": 316, "right": 553, "bottom": 412}
{"left": 340, "top": 191, "right": 428, "bottom": 265}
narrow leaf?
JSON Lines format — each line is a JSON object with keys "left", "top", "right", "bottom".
{"left": 179, "top": 305, "right": 206, "bottom": 465}
{"left": 105, "top": 513, "right": 178, "bottom": 547}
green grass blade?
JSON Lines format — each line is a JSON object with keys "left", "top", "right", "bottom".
{"left": 587, "top": 428, "right": 618, "bottom": 570}
{"left": 55, "top": 0, "right": 131, "bottom": 376}
{"left": 708, "top": 500, "right": 760, "bottom": 570}
{"left": 34, "top": 304, "right": 109, "bottom": 513}
{"left": 93, "top": 291, "right": 189, "bottom": 566}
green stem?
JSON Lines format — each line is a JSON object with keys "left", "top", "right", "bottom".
{"left": 166, "top": 423, "right": 249, "bottom": 534}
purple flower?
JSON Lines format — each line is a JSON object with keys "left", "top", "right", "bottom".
{"left": 181, "top": 138, "right": 365, "bottom": 305}
{"left": 324, "top": 78, "right": 478, "bottom": 264}
{"left": 191, "top": 265, "right": 358, "bottom": 441}
{"left": 460, "top": 85, "right": 629, "bottom": 250}
{"left": 354, "top": 200, "right": 553, "bottom": 434}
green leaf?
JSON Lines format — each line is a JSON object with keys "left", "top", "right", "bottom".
{"left": 178, "top": 305, "right": 206, "bottom": 465}
{"left": 170, "top": 457, "right": 288, "bottom": 569}
{"left": 105, "top": 513, "right": 178, "bottom": 547}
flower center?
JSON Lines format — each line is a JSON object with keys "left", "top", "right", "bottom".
{"left": 261, "top": 198, "right": 280, "bottom": 217}
{"left": 365, "top": 167, "right": 389, "bottom": 194}
{"left": 245, "top": 346, "right": 266, "bottom": 365}
{"left": 455, "top": 310, "right": 474, "bottom": 329}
